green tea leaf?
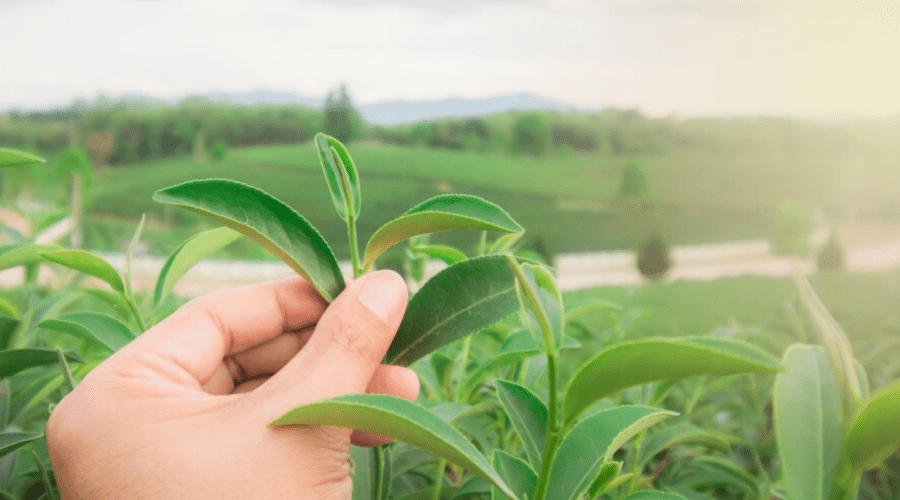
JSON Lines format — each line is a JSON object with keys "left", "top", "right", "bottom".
{"left": 0, "top": 318, "right": 18, "bottom": 351}
{"left": 587, "top": 462, "right": 622, "bottom": 498}
{"left": 844, "top": 378, "right": 900, "bottom": 470}
{"left": 496, "top": 380, "right": 547, "bottom": 469}
{"left": 795, "top": 273, "right": 864, "bottom": 413}
{"left": 0, "top": 298, "right": 19, "bottom": 320}
{"left": 41, "top": 250, "right": 125, "bottom": 294}
{"left": 0, "top": 349, "right": 79, "bottom": 378}
{"left": 0, "top": 380, "right": 9, "bottom": 428}
{"left": 639, "top": 423, "right": 731, "bottom": 466}
{"left": 386, "top": 256, "right": 519, "bottom": 366}
{"left": 546, "top": 405, "right": 676, "bottom": 500}
{"left": 563, "top": 337, "right": 780, "bottom": 423}
{"left": 38, "top": 312, "right": 136, "bottom": 353}
{"left": 270, "top": 394, "right": 517, "bottom": 500}
{"left": 154, "top": 226, "right": 242, "bottom": 306}
{"left": 153, "top": 179, "right": 345, "bottom": 301}
{"left": 0, "top": 432, "right": 43, "bottom": 459}
{"left": 414, "top": 244, "right": 468, "bottom": 265}
{"left": 315, "top": 133, "right": 360, "bottom": 222}
{"left": 462, "top": 349, "right": 540, "bottom": 398}
{"left": 564, "top": 301, "right": 621, "bottom": 325}
{"left": 0, "top": 244, "right": 62, "bottom": 271}
{"left": 363, "top": 195, "right": 522, "bottom": 270}
{"left": 624, "top": 491, "right": 690, "bottom": 500}
{"left": 0, "top": 148, "right": 44, "bottom": 169}
{"left": 773, "top": 344, "right": 842, "bottom": 500}
{"left": 492, "top": 450, "right": 537, "bottom": 500}
{"left": 510, "top": 260, "right": 563, "bottom": 352}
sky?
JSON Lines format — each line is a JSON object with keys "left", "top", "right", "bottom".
{"left": 1, "top": 0, "right": 898, "bottom": 118}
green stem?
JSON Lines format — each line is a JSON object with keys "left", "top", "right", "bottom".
{"left": 55, "top": 347, "right": 76, "bottom": 391}
{"left": 125, "top": 294, "right": 148, "bottom": 333}
{"left": 453, "top": 336, "right": 472, "bottom": 402}
{"left": 533, "top": 351, "right": 560, "bottom": 500}
{"left": 348, "top": 214, "right": 362, "bottom": 278}
{"left": 372, "top": 446, "right": 384, "bottom": 500}
{"left": 431, "top": 458, "right": 446, "bottom": 500}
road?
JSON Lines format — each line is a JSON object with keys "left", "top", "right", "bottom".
{"left": 2, "top": 210, "right": 900, "bottom": 297}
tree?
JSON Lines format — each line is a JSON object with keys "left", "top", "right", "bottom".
{"left": 817, "top": 231, "right": 845, "bottom": 271}
{"left": 323, "top": 84, "right": 364, "bottom": 143}
{"left": 511, "top": 112, "right": 551, "bottom": 157}
{"left": 637, "top": 233, "right": 672, "bottom": 281}
{"left": 771, "top": 201, "right": 816, "bottom": 256}
{"left": 619, "top": 161, "right": 650, "bottom": 198}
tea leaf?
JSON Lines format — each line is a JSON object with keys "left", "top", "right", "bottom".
{"left": 0, "top": 432, "right": 43, "bottom": 459}
{"left": 492, "top": 450, "right": 537, "bottom": 500}
{"left": 496, "top": 379, "right": 548, "bottom": 469}
{"left": 270, "top": 394, "right": 517, "bottom": 500}
{"left": 0, "top": 318, "right": 18, "bottom": 351}
{"left": 153, "top": 179, "right": 345, "bottom": 301}
{"left": 639, "top": 423, "right": 731, "bottom": 466}
{"left": 564, "top": 301, "right": 621, "bottom": 325}
{"left": 624, "top": 491, "right": 690, "bottom": 500}
{"left": 315, "top": 133, "right": 360, "bottom": 222}
{"left": 773, "top": 344, "right": 841, "bottom": 500}
{"left": 363, "top": 195, "right": 523, "bottom": 270}
{"left": 0, "top": 349, "right": 80, "bottom": 378}
{"left": 546, "top": 406, "right": 676, "bottom": 500}
{"left": 41, "top": 250, "right": 125, "bottom": 294}
{"left": 510, "top": 260, "right": 563, "bottom": 352}
{"left": 0, "top": 298, "right": 19, "bottom": 319}
{"left": 154, "top": 226, "right": 242, "bottom": 307}
{"left": 414, "top": 244, "right": 468, "bottom": 265}
{"left": 563, "top": 338, "right": 780, "bottom": 423}
{"left": 0, "top": 148, "right": 44, "bottom": 169}
{"left": 462, "top": 349, "right": 540, "bottom": 398}
{"left": 844, "top": 378, "right": 900, "bottom": 470}
{"left": 795, "top": 273, "right": 864, "bottom": 414}
{"left": 386, "top": 256, "right": 519, "bottom": 366}
{"left": 0, "top": 244, "right": 62, "bottom": 271}
{"left": 587, "top": 462, "right": 622, "bottom": 498}
{"left": 38, "top": 312, "right": 136, "bottom": 353}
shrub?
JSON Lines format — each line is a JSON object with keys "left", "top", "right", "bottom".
{"left": 817, "top": 232, "right": 845, "bottom": 271}
{"left": 619, "top": 161, "right": 650, "bottom": 198}
{"left": 637, "top": 233, "right": 672, "bottom": 280}
{"left": 210, "top": 139, "right": 228, "bottom": 160}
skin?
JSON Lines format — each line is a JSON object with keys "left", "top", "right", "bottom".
{"left": 46, "top": 270, "right": 419, "bottom": 499}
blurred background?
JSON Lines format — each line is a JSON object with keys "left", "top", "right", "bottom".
{"left": 1, "top": 0, "right": 899, "bottom": 321}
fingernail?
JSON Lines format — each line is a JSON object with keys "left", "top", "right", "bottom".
{"left": 358, "top": 271, "right": 407, "bottom": 323}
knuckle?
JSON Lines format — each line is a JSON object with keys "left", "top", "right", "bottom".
{"left": 327, "top": 315, "right": 379, "bottom": 363}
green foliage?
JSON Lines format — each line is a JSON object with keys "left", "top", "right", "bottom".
{"left": 323, "top": 84, "right": 364, "bottom": 143}
{"left": 637, "top": 233, "right": 671, "bottom": 281}
{"left": 209, "top": 139, "right": 228, "bottom": 160}
{"left": 511, "top": 112, "right": 551, "bottom": 158}
{"left": 818, "top": 232, "right": 845, "bottom": 271}
{"left": 619, "top": 161, "right": 651, "bottom": 198}
{"left": 0, "top": 149, "right": 45, "bottom": 169}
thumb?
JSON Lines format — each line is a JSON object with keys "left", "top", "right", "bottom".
{"left": 252, "top": 270, "right": 408, "bottom": 421}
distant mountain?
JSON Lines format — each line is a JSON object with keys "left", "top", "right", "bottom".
{"left": 358, "top": 93, "right": 583, "bottom": 125}
{"left": 201, "top": 90, "right": 582, "bottom": 125}
{"left": 10, "top": 90, "right": 586, "bottom": 125}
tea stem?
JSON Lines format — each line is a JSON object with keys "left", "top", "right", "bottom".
{"left": 347, "top": 214, "right": 361, "bottom": 278}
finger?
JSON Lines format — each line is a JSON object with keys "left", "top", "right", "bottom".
{"left": 201, "top": 327, "right": 315, "bottom": 395}
{"left": 252, "top": 270, "right": 408, "bottom": 422}
{"left": 351, "top": 365, "right": 420, "bottom": 447}
{"left": 110, "top": 277, "right": 327, "bottom": 388}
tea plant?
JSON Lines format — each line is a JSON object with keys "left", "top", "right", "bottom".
{"left": 150, "top": 134, "right": 784, "bottom": 500}
{"left": 773, "top": 274, "right": 900, "bottom": 500}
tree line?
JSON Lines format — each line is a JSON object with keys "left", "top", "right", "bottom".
{"left": 0, "top": 86, "right": 671, "bottom": 168}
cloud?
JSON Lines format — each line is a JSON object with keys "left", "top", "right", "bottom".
{"left": 301, "top": 0, "right": 548, "bottom": 14}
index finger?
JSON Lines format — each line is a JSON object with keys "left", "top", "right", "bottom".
{"left": 111, "top": 276, "right": 329, "bottom": 388}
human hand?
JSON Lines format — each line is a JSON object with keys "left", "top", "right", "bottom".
{"left": 47, "top": 270, "right": 418, "bottom": 499}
